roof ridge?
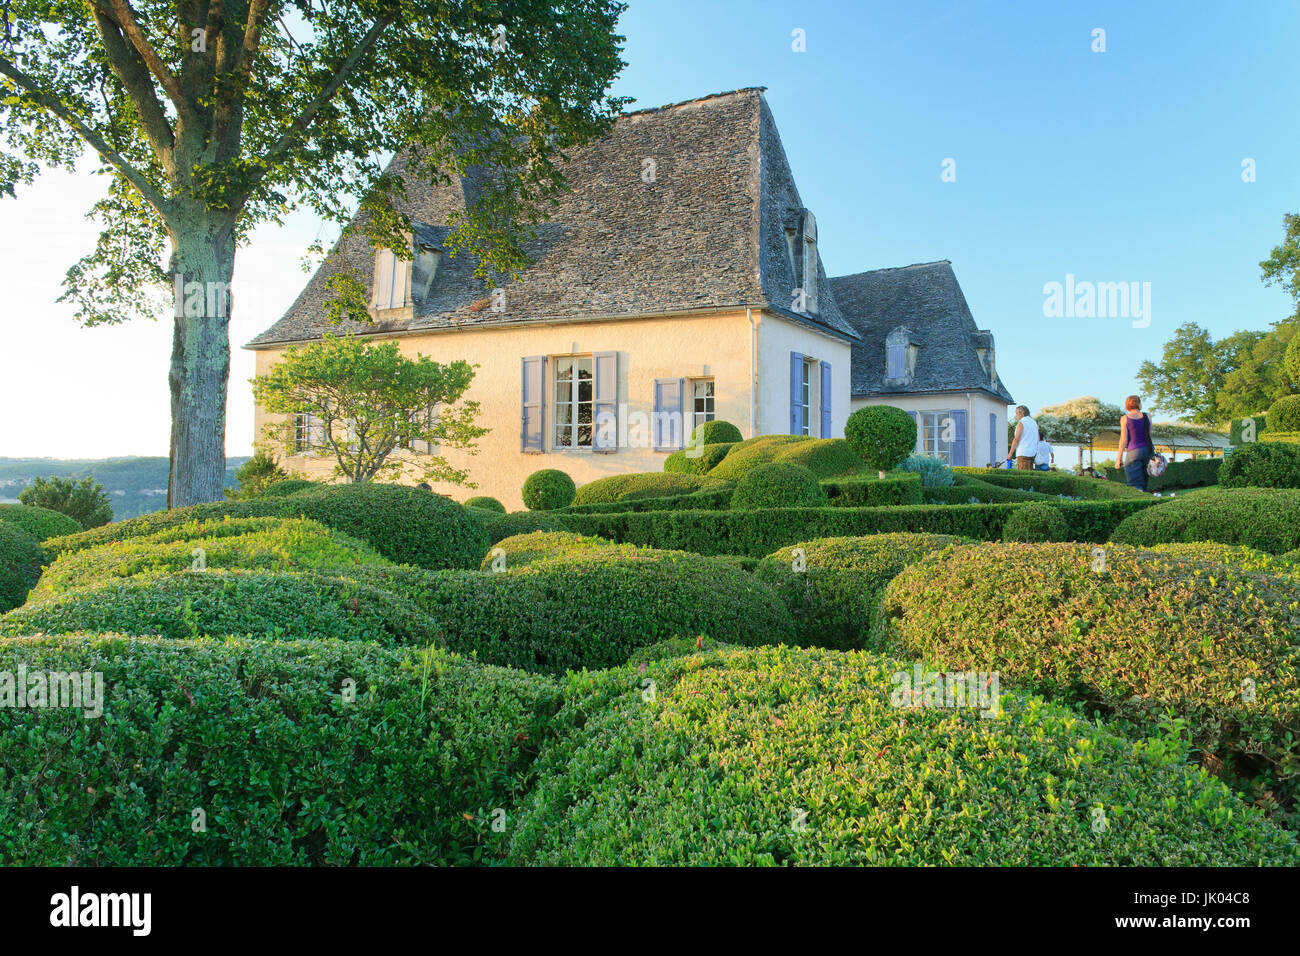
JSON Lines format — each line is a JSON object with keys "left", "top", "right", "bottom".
{"left": 831, "top": 260, "right": 951, "bottom": 280}
{"left": 620, "top": 87, "right": 767, "bottom": 119}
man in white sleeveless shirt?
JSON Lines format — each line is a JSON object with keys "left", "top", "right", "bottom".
{"left": 1006, "top": 405, "right": 1040, "bottom": 471}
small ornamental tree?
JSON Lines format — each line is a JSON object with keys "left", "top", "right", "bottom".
{"left": 254, "top": 335, "right": 486, "bottom": 486}
{"left": 226, "top": 449, "right": 291, "bottom": 499}
{"left": 522, "top": 470, "right": 575, "bottom": 511}
{"left": 18, "top": 476, "right": 113, "bottom": 529}
{"left": 845, "top": 406, "right": 917, "bottom": 478}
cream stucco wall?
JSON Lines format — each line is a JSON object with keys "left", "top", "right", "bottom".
{"left": 252, "top": 309, "right": 858, "bottom": 510}
{"left": 850, "top": 392, "right": 1011, "bottom": 466}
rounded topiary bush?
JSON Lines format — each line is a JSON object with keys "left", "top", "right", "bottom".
{"left": 343, "top": 549, "right": 795, "bottom": 675}
{"left": 0, "top": 504, "right": 83, "bottom": 543}
{"left": 663, "top": 441, "right": 736, "bottom": 476}
{"left": 0, "top": 635, "right": 556, "bottom": 865}
{"left": 504, "top": 645, "right": 1299, "bottom": 866}
{"left": 31, "top": 518, "right": 389, "bottom": 601}
{"left": 522, "top": 469, "right": 576, "bottom": 511}
{"left": 464, "top": 496, "right": 506, "bottom": 513}
{"left": 0, "top": 522, "right": 43, "bottom": 613}
{"left": 1267, "top": 394, "right": 1300, "bottom": 433}
{"left": 1220, "top": 441, "right": 1300, "bottom": 489}
{"left": 753, "top": 534, "right": 962, "bottom": 649}
{"left": 480, "top": 531, "right": 619, "bottom": 571}
{"left": 730, "top": 462, "right": 828, "bottom": 510}
{"left": 1110, "top": 487, "right": 1300, "bottom": 553}
{"left": 1001, "top": 502, "right": 1070, "bottom": 542}
{"left": 257, "top": 478, "right": 319, "bottom": 498}
{"left": 688, "top": 419, "right": 743, "bottom": 446}
{"left": 708, "top": 436, "right": 862, "bottom": 482}
{"left": 845, "top": 406, "right": 918, "bottom": 478}
{"left": 0, "top": 571, "right": 435, "bottom": 646}
{"left": 879, "top": 542, "right": 1300, "bottom": 814}
{"left": 572, "top": 472, "right": 716, "bottom": 506}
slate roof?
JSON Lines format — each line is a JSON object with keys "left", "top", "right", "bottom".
{"left": 830, "top": 261, "right": 1015, "bottom": 403}
{"left": 247, "top": 88, "right": 859, "bottom": 348}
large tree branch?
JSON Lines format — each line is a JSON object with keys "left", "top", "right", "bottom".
{"left": 90, "top": 9, "right": 176, "bottom": 169}
{"left": 0, "top": 53, "right": 170, "bottom": 216}
{"left": 212, "top": 0, "right": 272, "bottom": 160}
{"left": 102, "top": 0, "right": 196, "bottom": 120}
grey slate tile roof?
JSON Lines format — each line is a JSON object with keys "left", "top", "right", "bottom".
{"left": 247, "top": 88, "right": 859, "bottom": 348}
{"left": 830, "top": 261, "right": 1015, "bottom": 403}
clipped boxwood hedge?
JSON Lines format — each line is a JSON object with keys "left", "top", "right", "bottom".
{"left": 480, "top": 531, "right": 619, "bottom": 571}
{"left": 0, "top": 522, "right": 43, "bottom": 613}
{"left": 0, "top": 570, "right": 436, "bottom": 647}
{"left": 1002, "top": 502, "right": 1070, "bottom": 542}
{"left": 923, "top": 475, "right": 1047, "bottom": 505}
{"left": 664, "top": 441, "right": 736, "bottom": 476}
{"left": 753, "top": 534, "right": 962, "bottom": 649}
{"left": 257, "top": 478, "right": 320, "bottom": 498}
{"left": 708, "top": 436, "right": 864, "bottom": 482}
{"left": 476, "top": 509, "right": 566, "bottom": 546}
{"left": 1111, "top": 487, "right": 1300, "bottom": 553}
{"left": 559, "top": 485, "right": 734, "bottom": 514}
{"left": 1141, "top": 541, "right": 1294, "bottom": 574}
{"left": 1102, "top": 457, "right": 1221, "bottom": 492}
{"left": 879, "top": 542, "right": 1300, "bottom": 817}
{"left": 822, "top": 472, "right": 923, "bottom": 507}
{"left": 31, "top": 518, "right": 388, "bottom": 600}
{"left": 730, "top": 462, "right": 827, "bottom": 510}
{"left": 689, "top": 420, "right": 743, "bottom": 445}
{"left": 43, "top": 483, "right": 489, "bottom": 571}
{"left": 505, "top": 645, "right": 1299, "bottom": 865}
{"left": 0, "top": 504, "right": 83, "bottom": 543}
{"left": 344, "top": 550, "right": 795, "bottom": 675}
{"left": 464, "top": 496, "right": 506, "bottom": 513}
{"left": 573, "top": 471, "right": 719, "bottom": 506}
{"left": 953, "top": 468, "right": 1147, "bottom": 500}
{"left": 0, "top": 635, "right": 556, "bottom": 865}
{"left": 1219, "top": 441, "right": 1300, "bottom": 489}
{"left": 522, "top": 469, "right": 576, "bottom": 511}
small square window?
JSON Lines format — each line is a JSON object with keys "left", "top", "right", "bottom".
{"left": 690, "top": 379, "right": 715, "bottom": 431}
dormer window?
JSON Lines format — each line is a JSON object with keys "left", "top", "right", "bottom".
{"left": 887, "top": 342, "right": 906, "bottom": 379}
{"left": 801, "top": 210, "right": 818, "bottom": 314}
{"left": 885, "top": 326, "right": 920, "bottom": 385}
{"left": 373, "top": 245, "right": 411, "bottom": 310}
{"left": 972, "top": 331, "right": 996, "bottom": 383}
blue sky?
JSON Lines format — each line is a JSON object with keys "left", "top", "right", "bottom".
{"left": 1, "top": 0, "right": 1296, "bottom": 456}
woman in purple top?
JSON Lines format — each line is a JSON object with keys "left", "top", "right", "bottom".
{"left": 1115, "top": 395, "right": 1154, "bottom": 492}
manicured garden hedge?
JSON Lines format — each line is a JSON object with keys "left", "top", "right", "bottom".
{"left": 344, "top": 550, "right": 794, "bottom": 674}
{"left": 753, "top": 534, "right": 963, "bottom": 649}
{"left": 1219, "top": 441, "right": 1300, "bottom": 489}
{"left": 43, "top": 483, "right": 489, "bottom": 571}
{"left": 879, "top": 542, "right": 1300, "bottom": 818}
{"left": 922, "top": 475, "right": 1046, "bottom": 505}
{"left": 522, "top": 469, "right": 576, "bottom": 510}
{"left": 464, "top": 496, "right": 506, "bottom": 513}
{"left": 663, "top": 441, "right": 736, "bottom": 475}
{"left": 1102, "top": 457, "right": 1221, "bottom": 492}
{"left": 821, "top": 472, "right": 923, "bottom": 507}
{"left": 480, "top": 531, "right": 619, "bottom": 571}
{"left": 475, "top": 509, "right": 566, "bottom": 545}
{"left": 505, "top": 645, "right": 1299, "bottom": 865}
{"left": 31, "top": 518, "right": 388, "bottom": 600}
{"left": 257, "top": 479, "right": 320, "bottom": 497}
{"left": 1002, "top": 502, "right": 1069, "bottom": 542}
{"left": 0, "top": 503, "right": 83, "bottom": 542}
{"left": 954, "top": 468, "right": 1148, "bottom": 499}
{"left": 572, "top": 471, "right": 719, "bottom": 506}
{"left": 559, "top": 485, "right": 734, "bottom": 515}
{"left": 0, "top": 635, "right": 556, "bottom": 865}
{"left": 556, "top": 499, "right": 1156, "bottom": 557}
{"left": 1111, "top": 487, "right": 1300, "bottom": 553}
{"left": 0, "top": 522, "right": 42, "bottom": 613}
{"left": 730, "top": 462, "right": 827, "bottom": 509}
{"left": 0, "top": 571, "right": 435, "bottom": 646}
{"left": 708, "top": 436, "right": 864, "bottom": 482}
{"left": 1141, "top": 542, "right": 1294, "bottom": 574}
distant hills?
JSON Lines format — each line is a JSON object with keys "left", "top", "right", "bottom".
{"left": 0, "top": 457, "right": 249, "bottom": 521}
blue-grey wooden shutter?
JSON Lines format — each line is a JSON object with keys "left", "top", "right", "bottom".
{"left": 790, "top": 352, "right": 804, "bottom": 434}
{"left": 819, "top": 361, "right": 832, "bottom": 437}
{"left": 887, "top": 344, "right": 905, "bottom": 379}
{"left": 593, "top": 351, "right": 618, "bottom": 453}
{"left": 653, "top": 378, "right": 683, "bottom": 451}
{"left": 948, "top": 409, "right": 968, "bottom": 466}
{"left": 989, "top": 412, "right": 997, "bottom": 465}
{"left": 908, "top": 410, "right": 919, "bottom": 454}
{"left": 521, "top": 356, "right": 546, "bottom": 453}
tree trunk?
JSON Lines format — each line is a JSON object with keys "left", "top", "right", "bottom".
{"left": 166, "top": 219, "right": 235, "bottom": 507}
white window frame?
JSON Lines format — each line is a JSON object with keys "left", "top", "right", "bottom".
{"left": 918, "top": 411, "right": 953, "bottom": 464}
{"left": 689, "top": 378, "right": 715, "bottom": 432}
{"left": 553, "top": 355, "right": 594, "bottom": 450}
{"left": 373, "top": 247, "right": 410, "bottom": 310}
{"left": 797, "top": 361, "right": 812, "bottom": 436}
{"left": 293, "top": 412, "right": 316, "bottom": 455}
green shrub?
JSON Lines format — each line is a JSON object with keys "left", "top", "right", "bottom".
{"left": 0, "top": 504, "right": 83, "bottom": 543}
{"left": 0, "top": 523, "right": 42, "bottom": 613}
{"left": 822, "top": 472, "right": 923, "bottom": 507}
{"left": 31, "top": 518, "right": 388, "bottom": 600}
{"left": 1268, "top": 394, "right": 1300, "bottom": 433}
{"left": 522, "top": 469, "right": 576, "bottom": 511}
{"left": 689, "top": 420, "right": 743, "bottom": 445}
{"left": 663, "top": 441, "right": 736, "bottom": 476}
{"left": 225, "top": 450, "right": 292, "bottom": 500}
{"left": 42, "top": 484, "right": 488, "bottom": 571}
{"left": 1, "top": 571, "right": 435, "bottom": 646}
{"left": 924, "top": 475, "right": 1046, "bottom": 505}
{"left": 954, "top": 467, "right": 1147, "bottom": 499}
{"left": 844, "top": 406, "right": 916, "bottom": 477}
{"left": 344, "top": 550, "right": 794, "bottom": 675}
{"left": 464, "top": 496, "right": 506, "bottom": 513}
{"left": 1264, "top": 431, "right": 1300, "bottom": 444}
{"left": 0, "top": 635, "right": 556, "bottom": 865}
{"left": 898, "top": 454, "right": 955, "bottom": 487}
{"left": 753, "top": 534, "right": 962, "bottom": 649}
{"left": 731, "top": 462, "right": 827, "bottom": 510}
{"left": 478, "top": 509, "right": 566, "bottom": 545}
{"left": 1140, "top": 541, "right": 1289, "bottom": 574}
{"left": 505, "top": 645, "right": 1299, "bottom": 865}
{"left": 880, "top": 542, "right": 1300, "bottom": 819}
{"left": 480, "top": 531, "right": 618, "bottom": 570}
{"left": 558, "top": 499, "right": 1155, "bottom": 557}
{"left": 1220, "top": 441, "right": 1300, "bottom": 489}
{"left": 258, "top": 478, "right": 319, "bottom": 498}
{"left": 1101, "top": 458, "right": 1223, "bottom": 492}
{"left": 1002, "top": 502, "right": 1070, "bottom": 542}
{"left": 560, "top": 485, "right": 734, "bottom": 514}
{"left": 573, "top": 471, "right": 717, "bottom": 506}
{"left": 708, "top": 436, "right": 863, "bottom": 482}
{"left": 622, "top": 636, "right": 732, "bottom": 665}
{"left": 1111, "top": 487, "right": 1300, "bottom": 553}
{"left": 17, "top": 476, "right": 113, "bottom": 529}
{"left": 1231, "top": 415, "right": 1267, "bottom": 444}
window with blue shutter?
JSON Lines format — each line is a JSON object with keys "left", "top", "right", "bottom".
{"left": 653, "top": 378, "right": 684, "bottom": 451}
{"left": 819, "top": 361, "right": 832, "bottom": 437}
{"left": 593, "top": 351, "right": 618, "bottom": 453}
{"left": 948, "top": 409, "right": 968, "bottom": 466}
{"left": 887, "top": 343, "right": 906, "bottom": 379}
{"left": 908, "top": 410, "right": 919, "bottom": 454}
{"left": 790, "top": 352, "right": 805, "bottom": 435}
{"left": 521, "top": 356, "right": 546, "bottom": 453}
{"left": 989, "top": 412, "right": 998, "bottom": 465}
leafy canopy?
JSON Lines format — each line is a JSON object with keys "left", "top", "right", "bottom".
{"left": 252, "top": 334, "right": 487, "bottom": 485}
{"left": 18, "top": 475, "right": 114, "bottom": 529}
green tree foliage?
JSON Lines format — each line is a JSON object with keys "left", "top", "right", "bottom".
{"left": 253, "top": 335, "right": 486, "bottom": 485}
{"left": 226, "top": 449, "right": 291, "bottom": 499}
{"left": 844, "top": 406, "right": 917, "bottom": 478}
{"left": 1035, "top": 396, "right": 1125, "bottom": 470}
{"left": 18, "top": 476, "right": 113, "bottom": 529}
{"left": 0, "top": 2, "right": 627, "bottom": 506}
